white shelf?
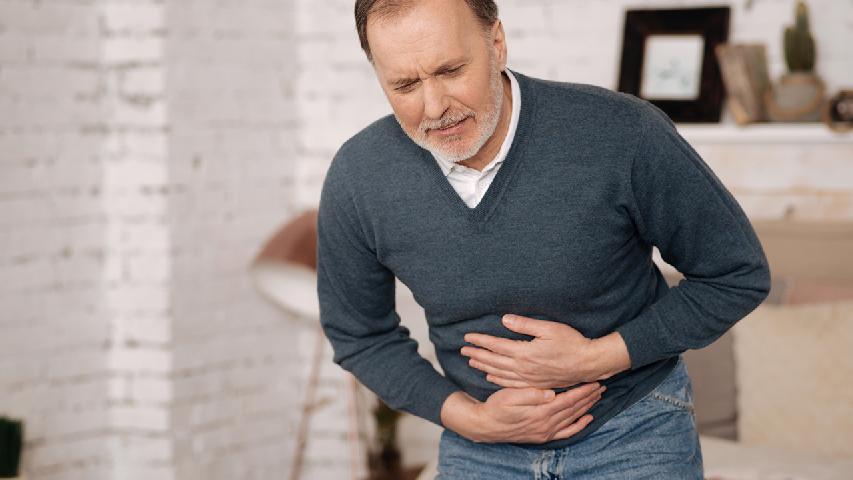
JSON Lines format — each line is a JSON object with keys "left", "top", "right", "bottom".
{"left": 675, "top": 123, "right": 853, "bottom": 144}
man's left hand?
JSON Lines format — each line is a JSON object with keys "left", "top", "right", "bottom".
{"left": 460, "top": 314, "right": 627, "bottom": 389}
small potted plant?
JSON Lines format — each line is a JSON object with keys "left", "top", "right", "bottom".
{"left": 366, "top": 400, "right": 403, "bottom": 480}
{"left": 765, "top": 0, "right": 826, "bottom": 122}
{"left": 0, "top": 416, "right": 23, "bottom": 479}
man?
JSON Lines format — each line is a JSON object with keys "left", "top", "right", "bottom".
{"left": 316, "top": 0, "right": 771, "bottom": 477}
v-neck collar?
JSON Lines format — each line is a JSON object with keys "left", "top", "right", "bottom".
{"left": 419, "top": 69, "right": 538, "bottom": 224}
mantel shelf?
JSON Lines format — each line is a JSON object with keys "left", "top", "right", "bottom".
{"left": 675, "top": 123, "right": 853, "bottom": 144}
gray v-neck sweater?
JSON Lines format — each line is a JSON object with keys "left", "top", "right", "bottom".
{"left": 316, "top": 70, "right": 771, "bottom": 449}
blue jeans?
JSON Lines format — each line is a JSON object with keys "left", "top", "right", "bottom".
{"left": 436, "top": 355, "right": 703, "bottom": 479}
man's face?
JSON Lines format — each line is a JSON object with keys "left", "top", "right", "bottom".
{"left": 367, "top": 0, "right": 507, "bottom": 164}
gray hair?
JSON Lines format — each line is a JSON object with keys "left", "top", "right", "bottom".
{"left": 354, "top": 0, "right": 499, "bottom": 62}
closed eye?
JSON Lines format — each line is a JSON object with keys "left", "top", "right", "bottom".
{"left": 395, "top": 80, "right": 420, "bottom": 93}
{"left": 392, "top": 64, "right": 465, "bottom": 93}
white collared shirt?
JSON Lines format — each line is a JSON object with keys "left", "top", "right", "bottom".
{"left": 432, "top": 68, "right": 521, "bottom": 208}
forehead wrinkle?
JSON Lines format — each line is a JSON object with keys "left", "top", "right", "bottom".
{"left": 368, "top": 0, "right": 479, "bottom": 84}
{"left": 388, "top": 56, "right": 468, "bottom": 86}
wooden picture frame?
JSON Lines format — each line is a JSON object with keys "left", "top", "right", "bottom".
{"left": 617, "top": 7, "right": 731, "bottom": 123}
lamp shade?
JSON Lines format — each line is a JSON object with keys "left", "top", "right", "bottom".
{"left": 249, "top": 209, "right": 320, "bottom": 321}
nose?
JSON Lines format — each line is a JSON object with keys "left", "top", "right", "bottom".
{"left": 422, "top": 77, "right": 449, "bottom": 121}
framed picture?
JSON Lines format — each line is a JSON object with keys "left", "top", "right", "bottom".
{"left": 617, "top": 7, "right": 731, "bottom": 123}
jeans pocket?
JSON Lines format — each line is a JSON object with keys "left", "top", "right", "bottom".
{"left": 646, "top": 356, "right": 696, "bottom": 415}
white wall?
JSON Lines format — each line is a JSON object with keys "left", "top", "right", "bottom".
{"left": 1, "top": 1, "right": 302, "bottom": 479}
{"left": 163, "top": 1, "right": 302, "bottom": 479}
{"left": 1, "top": 2, "right": 151, "bottom": 478}
{"left": 1, "top": 1, "right": 851, "bottom": 479}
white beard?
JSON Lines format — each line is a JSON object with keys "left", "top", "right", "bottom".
{"left": 396, "top": 53, "right": 505, "bottom": 164}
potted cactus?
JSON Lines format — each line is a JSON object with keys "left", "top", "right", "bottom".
{"left": 765, "top": 0, "right": 825, "bottom": 121}
{"left": 0, "top": 416, "right": 23, "bottom": 479}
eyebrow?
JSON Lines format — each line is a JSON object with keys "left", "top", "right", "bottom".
{"left": 388, "top": 61, "right": 466, "bottom": 89}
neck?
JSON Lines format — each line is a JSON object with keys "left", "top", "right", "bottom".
{"left": 457, "top": 71, "right": 513, "bottom": 172}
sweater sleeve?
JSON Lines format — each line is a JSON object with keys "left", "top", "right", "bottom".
{"left": 315, "top": 156, "right": 461, "bottom": 427}
{"left": 615, "top": 100, "right": 772, "bottom": 370}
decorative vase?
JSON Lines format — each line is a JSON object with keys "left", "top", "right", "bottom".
{"left": 765, "top": 72, "right": 825, "bottom": 122}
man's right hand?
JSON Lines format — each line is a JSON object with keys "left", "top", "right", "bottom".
{"left": 439, "top": 382, "right": 605, "bottom": 444}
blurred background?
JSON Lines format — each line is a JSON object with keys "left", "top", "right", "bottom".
{"left": 0, "top": 0, "right": 851, "bottom": 479}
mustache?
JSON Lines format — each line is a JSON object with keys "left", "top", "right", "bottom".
{"left": 419, "top": 110, "right": 474, "bottom": 133}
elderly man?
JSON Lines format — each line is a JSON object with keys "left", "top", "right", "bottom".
{"left": 316, "top": 0, "right": 771, "bottom": 478}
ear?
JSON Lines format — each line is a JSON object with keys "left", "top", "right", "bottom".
{"left": 490, "top": 20, "right": 508, "bottom": 71}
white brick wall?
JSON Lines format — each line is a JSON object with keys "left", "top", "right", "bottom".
{"left": 2, "top": 0, "right": 302, "bottom": 478}
{"left": 2, "top": 1, "right": 851, "bottom": 480}
{"left": 164, "top": 0, "right": 301, "bottom": 478}
{"left": 1, "top": 0, "right": 116, "bottom": 479}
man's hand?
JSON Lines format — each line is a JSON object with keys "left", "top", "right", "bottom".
{"left": 460, "top": 314, "right": 632, "bottom": 389}
{"left": 440, "top": 382, "right": 605, "bottom": 444}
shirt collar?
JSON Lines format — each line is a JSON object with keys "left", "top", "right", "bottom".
{"left": 434, "top": 68, "right": 522, "bottom": 177}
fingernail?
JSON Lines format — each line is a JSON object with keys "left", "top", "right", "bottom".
{"left": 543, "top": 390, "right": 554, "bottom": 400}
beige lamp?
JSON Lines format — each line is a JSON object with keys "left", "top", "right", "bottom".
{"left": 249, "top": 209, "right": 366, "bottom": 480}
